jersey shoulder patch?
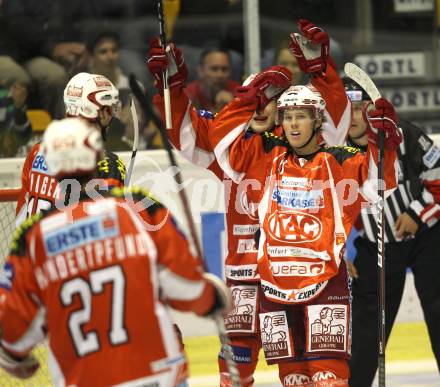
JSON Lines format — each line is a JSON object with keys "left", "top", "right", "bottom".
{"left": 262, "top": 131, "right": 289, "bottom": 153}
{"left": 97, "top": 150, "right": 126, "bottom": 186}
{"left": 321, "top": 146, "right": 361, "bottom": 165}
{"left": 10, "top": 212, "right": 44, "bottom": 256}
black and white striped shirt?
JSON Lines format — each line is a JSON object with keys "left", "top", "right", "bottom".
{"left": 350, "top": 122, "right": 440, "bottom": 243}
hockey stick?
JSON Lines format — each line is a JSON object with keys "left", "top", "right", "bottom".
{"left": 154, "top": 2, "right": 240, "bottom": 385}
{"left": 129, "top": 73, "right": 241, "bottom": 387}
{"left": 344, "top": 62, "right": 386, "bottom": 387}
{"left": 124, "top": 97, "right": 139, "bottom": 186}
{"left": 156, "top": 0, "right": 172, "bottom": 128}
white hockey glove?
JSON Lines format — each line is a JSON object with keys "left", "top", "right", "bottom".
{"left": 0, "top": 345, "right": 40, "bottom": 379}
{"left": 202, "top": 273, "right": 233, "bottom": 317}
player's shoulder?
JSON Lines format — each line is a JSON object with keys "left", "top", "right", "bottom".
{"left": 97, "top": 150, "right": 126, "bottom": 186}
{"left": 400, "top": 120, "right": 430, "bottom": 149}
{"left": 103, "top": 150, "right": 126, "bottom": 169}
{"left": 9, "top": 212, "right": 44, "bottom": 256}
{"left": 110, "top": 186, "right": 164, "bottom": 215}
{"left": 261, "top": 129, "right": 289, "bottom": 153}
{"left": 24, "top": 142, "right": 42, "bottom": 161}
{"left": 321, "top": 145, "right": 362, "bottom": 164}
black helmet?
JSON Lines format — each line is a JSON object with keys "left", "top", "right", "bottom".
{"left": 342, "top": 77, "right": 370, "bottom": 102}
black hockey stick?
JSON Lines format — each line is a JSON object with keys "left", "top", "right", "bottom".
{"left": 345, "top": 62, "right": 386, "bottom": 386}
{"left": 156, "top": 0, "right": 172, "bottom": 128}
{"left": 152, "top": 2, "right": 241, "bottom": 385}
{"left": 130, "top": 70, "right": 241, "bottom": 386}
{"left": 124, "top": 97, "right": 139, "bottom": 186}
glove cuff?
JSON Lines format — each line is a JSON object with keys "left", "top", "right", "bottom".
{"left": 202, "top": 273, "right": 233, "bottom": 316}
{"left": 0, "top": 346, "right": 39, "bottom": 379}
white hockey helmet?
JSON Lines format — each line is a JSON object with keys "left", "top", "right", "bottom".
{"left": 63, "top": 72, "right": 120, "bottom": 120}
{"left": 277, "top": 85, "right": 326, "bottom": 120}
{"left": 42, "top": 117, "right": 104, "bottom": 179}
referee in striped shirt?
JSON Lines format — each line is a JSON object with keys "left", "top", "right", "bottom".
{"left": 343, "top": 79, "right": 440, "bottom": 387}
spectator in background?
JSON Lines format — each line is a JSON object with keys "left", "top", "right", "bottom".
{"left": 0, "top": 0, "right": 93, "bottom": 119}
{"left": 86, "top": 30, "right": 130, "bottom": 96}
{"left": 85, "top": 30, "right": 131, "bottom": 151}
{"left": 185, "top": 47, "right": 240, "bottom": 113}
{"left": 0, "top": 82, "right": 31, "bottom": 157}
{"left": 274, "top": 39, "right": 305, "bottom": 85}
{"left": 84, "top": 29, "right": 155, "bottom": 151}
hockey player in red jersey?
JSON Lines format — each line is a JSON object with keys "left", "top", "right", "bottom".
{"left": 0, "top": 117, "right": 232, "bottom": 387}
{"left": 148, "top": 39, "right": 270, "bottom": 386}
{"left": 15, "top": 72, "right": 126, "bottom": 225}
{"left": 147, "top": 19, "right": 351, "bottom": 387}
{"left": 208, "top": 65, "right": 401, "bottom": 385}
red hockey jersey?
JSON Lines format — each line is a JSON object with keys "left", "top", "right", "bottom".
{"left": 154, "top": 90, "right": 260, "bottom": 281}
{"left": 1, "top": 187, "right": 214, "bottom": 386}
{"left": 15, "top": 143, "right": 126, "bottom": 226}
{"left": 209, "top": 96, "right": 398, "bottom": 304}
{"left": 153, "top": 61, "right": 351, "bottom": 282}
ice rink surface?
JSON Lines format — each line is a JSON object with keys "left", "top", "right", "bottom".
{"left": 190, "top": 370, "right": 440, "bottom": 386}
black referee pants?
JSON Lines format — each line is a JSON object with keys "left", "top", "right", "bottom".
{"left": 349, "top": 222, "right": 440, "bottom": 387}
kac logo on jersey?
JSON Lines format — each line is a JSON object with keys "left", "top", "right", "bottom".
{"left": 0, "top": 262, "right": 15, "bottom": 291}
{"left": 31, "top": 154, "right": 48, "bottom": 172}
{"left": 44, "top": 213, "right": 119, "bottom": 255}
{"left": 267, "top": 210, "right": 322, "bottom": 243}
{"left": 284, "top": 373, "right": 310, "bottom": 386}
{"left": 312, "top": 371, "right": 337, "bottom": 381}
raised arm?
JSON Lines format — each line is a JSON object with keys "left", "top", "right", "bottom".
{"left": 148, "top": 38, "right": 220, "bottom": 173}
{"left": 288, "top": 19, "right": 351, "bottom": 146}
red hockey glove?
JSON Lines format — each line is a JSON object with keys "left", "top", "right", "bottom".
{"left": 0, "top": 346, "right": 40, "bottom": 379}
{"left": 147, "top": 37, "right": 188, "bottom": 94}
{"left": 363, "top": 98, "right": 402, "bottom": 151}
{"left": 288, "top": 19, "right": 329, "bottom": 74}
{"left": 235, "top": 66, "right": 292, "bottom": 110}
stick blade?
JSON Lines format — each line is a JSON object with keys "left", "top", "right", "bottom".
{"left": 344, "top": 62, "right": 381, "bottom": 102}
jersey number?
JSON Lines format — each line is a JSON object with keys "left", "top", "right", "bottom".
{"left": 60, "top": 265, "right": 128, "bottom": 357}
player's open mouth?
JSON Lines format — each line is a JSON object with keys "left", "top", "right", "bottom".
{"left": 254, "top": 116, "right": 268, "bottom": 122}
{"left": 290, "top": 131, "right": 300, "bottom": 136}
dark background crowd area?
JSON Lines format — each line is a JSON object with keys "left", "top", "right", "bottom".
{"left": 0, "top": 0, "right": 439, "bottom": 157}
